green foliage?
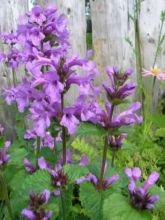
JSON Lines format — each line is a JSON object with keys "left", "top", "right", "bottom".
{"left": 71, "top": 137, "right": 96, "bottom": 160}
{"left": 103, "top": 193, "right": 152, "bottom": 220}
{"left": 80, "top": 182, "right": 103, "bottom": 220}
{"left": 64, "top": 164, "right": 89, "bottom": 183}
{"left": 76, "top": 122, "right": 106, "bottom": 137}
{"left": 21, "top": 170, "right": 52, "bottom": 193}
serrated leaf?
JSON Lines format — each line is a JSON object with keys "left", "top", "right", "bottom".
{"left": 21, "top": 170, "right": 52, "bottom": 194}
{"left": 77, "top": 122, "right": 106, "bottom": 137}
{"left": 149, "top": 185, "right": 165, "bottom": 210}
{"left": 103, "top": 193, "right": 152, "bottom": 220}
{"left": 9, "top": 148, "right": 28, "bottom": 166}
{"left": 80, "top": 182, "right": 103, "bottom": 220}
{"left": 64, "top": 164, "right": 89, "bottom": 182}
{"left": 40, "top": 147, "right": 56, "bottom": 163}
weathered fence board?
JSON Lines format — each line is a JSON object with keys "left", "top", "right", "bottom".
{"left": 139, "top": 0, "right": 165, "bottom": 108}
{"left": 0, "top": 0, "right": 29, "bottom": 138}
{"left": 90, "top": 0, "right": 135, "bottom": 76}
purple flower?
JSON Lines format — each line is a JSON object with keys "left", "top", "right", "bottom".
{"left": 108, "top": 133, "right": 127, "bottom": 151}
{"left": 0, "top": 141, "right": 11, "bottom": 167}
{"left": 77, "top": 172, "right": 119, "bottom": 190}
{"left": 28, "top": 27, "right": 45, "bottom": 46}
{"left": 125, "top": 167, "right": 141, "bottom": 182}
{"left": 111, "top": 102, "right": 142, "bottom": 127}
{"left": 60, "top": 110, "right": 80, "bottom": 135}
{"left": 143, "top": 172, "right": 160, "bottom": 192}
{"left": 24, "top": 159, "right": 37, "bottom": 174}
{"left": 21, "top": 190, "right": 52, "bottom": 220}
{"left": 29, "top": 101, "right": 51, "bottom": 137}
{"left": 125, "top": 167, "right": 160, "bottom": 210}
{"left": 28, "top": 5, "right": 46, "bottom": 25}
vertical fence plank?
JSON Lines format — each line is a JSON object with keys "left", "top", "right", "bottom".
{"left": 0, "top": 0, "right": 29, "bottom": 137}
{"left": 90, "top": 0, "right": 135, "bottom": 76}
{"left": 139, "top": 0, "right": 165, "bottom": 109}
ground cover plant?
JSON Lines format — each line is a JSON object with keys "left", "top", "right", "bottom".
{"left": 0, "top": 4, "right": 165, "bottom": 220}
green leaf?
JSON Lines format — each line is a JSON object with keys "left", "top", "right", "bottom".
{"left": 9, "top": 148, "right": 28, "bottom": 166}
{"left": 77, "top": 122, "right": 106, "bottom": 137}
{"left": 149, "top": 185, "right": 165, "bottom": 210}
{"left": 64, "top": 164, "right": 89, "bottom": 182}
{"left": 151, "top": 114, "right": 165, "bottom": 128}
{"left": 10, "top": 170, "right": 52, "bottom": 216}
{"left": 155, "top": 128, "right": 165, "bottom": 137}
{"left": 80, "top": 182, "right": 103, "bottom": 220}
{"left": 0, "top": 171, "right": 7, "bottom": 200}
{"left": 21, "top": 170, "right": 53, "bottom": 194}
{"left": 103, "top": 193, "right": 152, "bottom": 220}
{"left": 40, "top": 147, "right": 56, "bottom": 163}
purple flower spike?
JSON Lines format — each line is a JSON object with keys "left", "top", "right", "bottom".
{"left": 125, "top": 167, "right": 160, "bottom": 210}
{"left": 22, "top": 190, "right": 52, "bottom": 220}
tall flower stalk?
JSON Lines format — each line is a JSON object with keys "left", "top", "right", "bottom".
{"left": 134, "top": 0, "right": 145, "bottom": 117}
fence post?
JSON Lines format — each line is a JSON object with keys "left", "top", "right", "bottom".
{"left": 90, "top": 0, "right": 135, "bottom": 76}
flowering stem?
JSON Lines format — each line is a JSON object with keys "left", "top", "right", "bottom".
{"left": 99, "top": 104, "right": 115, "bottom": 190}
{"left": 134, "top": 0, "right": 145, "bottom": 118}
{"left": 60, "top": 188, "right": 66, "bottom": 220}
{"left": 61, "top": 93, "right": 66, "bottom": 164}
{"left": 111, "top": 150, "right": 116, "bottom": 168}
{"left": 99, "top": 136, "right": 108, "bottom": 190}
{"left": 0, "top": 171, "right": 14, "bottom": 220}
{"left": 12, "top": 68, "right": 17, "bottom": 87}
{"left": 36, "top": 136, "right": 40, "bottom": 167}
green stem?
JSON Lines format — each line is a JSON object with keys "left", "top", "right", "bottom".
{"left": 99, "top": 136, "right": 108, "bottom": 189}
{"left": 36, "top": 136, "right": 41, "bottom": 166}
{"left": 99, "top": 105, "right": 115, "bottom": 190}
{"left": 0, "top": 171, "right": 14, "bottom": 220}
{"left": 12, "top": 68, "right": 17, "bottom": 87}
{"left": 111, "top": 150, "right": 116, "bottom": 168}
{"left": 134, "top": 0, "right": 145, "bottom": 118}
{"left": 152, "top": 19, "right": 164, "bottom": 94}
{"left": 60, "top": 188, "right": 66, "bottom": 220}
{"left": 61, "top": 93, "right": 66, "bottom": 164}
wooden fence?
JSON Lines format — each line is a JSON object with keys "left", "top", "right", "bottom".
{"left": 0, "top": 0, "right": 165, "bottom": 135}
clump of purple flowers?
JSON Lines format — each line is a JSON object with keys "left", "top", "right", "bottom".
{"left": 125, "top": 167, "right": 160, "bottom": 210}
{"left": 21, "top": 189, "right": 52, "bottom": 220}
{"left": 0, "top": 4, "right": 99, "bottom": 164}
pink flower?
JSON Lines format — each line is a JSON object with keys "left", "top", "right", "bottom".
{"left": 142, "top": 67, "right": 165, "bottom": 80}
